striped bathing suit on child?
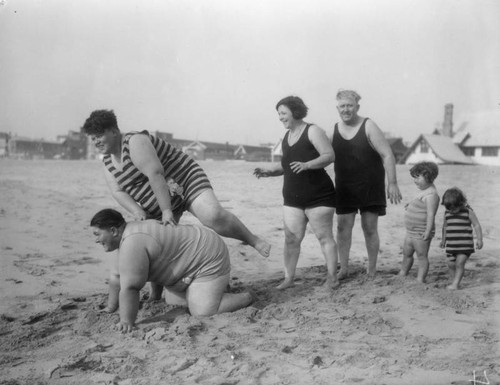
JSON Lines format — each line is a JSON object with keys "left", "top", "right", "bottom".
{"left": 444, "top": 206, "right": 475, "bottom": 258}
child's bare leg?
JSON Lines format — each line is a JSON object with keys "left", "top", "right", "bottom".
{"left": 447, "top": 254, "right": 468, "bottom": 290}
{"left": 416, "top": 256, "right": 430, "bottom": 283}
{"left": 414, "top": 238, "right": 431, "bottom": 283}
{"left": 447, "top": 259, "right": 456, "bottom": 281}
{"left": 399, "top": 236, "right": 415, "bottom": 277}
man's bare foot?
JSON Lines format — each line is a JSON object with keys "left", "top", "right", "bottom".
{"left": 325, "top": 275, "right": 340, "bottom": 290}
{"left": 337, "top": 269, "right": 349, "bottom": 280}
{"left": 276, "top": 278, "right": 295, "bottom": 290}
{"left": 254, "top": 238, "right": 271, "bottom": 258}
{"left": 446, "top": 284, "right": 459, "bottom": 290}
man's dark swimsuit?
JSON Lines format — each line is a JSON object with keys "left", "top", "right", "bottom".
{"left": 332, "top": 118, "right": 386, "bottom": 215}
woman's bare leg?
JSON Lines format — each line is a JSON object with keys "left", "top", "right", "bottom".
{"left": 277, "top": 206, "right": 307, "bottom": 290}
{"left": 306, "top": 206, "right": 339, "bottom": 290}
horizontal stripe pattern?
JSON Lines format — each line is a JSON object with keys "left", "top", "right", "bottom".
{"left": 121, "top": 221, "right": 230, "bottom": 286}
{"left": 444, "top": 207, "right": 474, "bottom": 254}
{"left": 103, "top": 131, "right": 212, "bottom": 219}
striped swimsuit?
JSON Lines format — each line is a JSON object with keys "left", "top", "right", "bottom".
{"left": 443, "top": 206, "right": 475, "bottom": 259}
{"left": 103, "top": 131, "right": 212, "bottom": 219}
{"left": 120, "top": 221, "right": 230, "bottom": 286}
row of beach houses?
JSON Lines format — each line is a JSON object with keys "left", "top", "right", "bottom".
{"left": 1, "top": 104, "right": 498, "bottom": 166}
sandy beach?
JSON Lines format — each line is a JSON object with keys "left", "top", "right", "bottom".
{"left": 0, "top": 159, "right": 499, "bottom": 385}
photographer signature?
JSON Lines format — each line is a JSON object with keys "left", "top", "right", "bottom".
{"left": 470, "top": 370, "right": 490, "bottom": 385}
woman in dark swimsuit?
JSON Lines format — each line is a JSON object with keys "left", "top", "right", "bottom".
{"left": 254, "top": 96, "right": 339, "bottom": 290}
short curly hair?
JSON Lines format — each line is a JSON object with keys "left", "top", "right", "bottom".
{"left": 441, "top": 187, "right": 467, "bottom": 210}
{"left": 275, "top": 96, "right": 308, "bottom": 120}
{"left": 409, "top": 161, "right": 439, "bottom": 183}
{"left": 82, "top": 110, "right": 118, "bottom": 136}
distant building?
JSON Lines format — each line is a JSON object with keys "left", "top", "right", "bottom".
{"left": 0, "top": 132, "right": 9, "bottom": 157}
{"left": 182, "top": 140, "right": 236, "bottom": 160}
{"left": 400, "top": 134, "right": 474, "bottom": 165}
{"left": 271, "top": 138, "right": 283, "bottom": 162}
{"left": 386, "top": 137, "right": 408, "bottom": 164}
{"left": 453, "top": 110, "right": 500, "bottom": 166}
{"left": 58, "top": 130, "right": 87, "bottom": 159}
{"left": 234, "top": 144, "right": 272, "bottom": 162}
{"left": 80, "top": 130, "right": 274, "bottom": 162}
{"left": 402, "top": 103, "right": 499, "bottom": 166}
{"left": 8, "top": 136, "right": 62, "bottom": 160}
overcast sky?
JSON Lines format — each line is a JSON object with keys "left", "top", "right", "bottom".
{"left": 0, "top": 0, "right": 499, "bottom": 146}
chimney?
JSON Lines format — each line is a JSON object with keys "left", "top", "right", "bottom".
{"left": 442, "top": 103, "right": 453, "bottom": 137}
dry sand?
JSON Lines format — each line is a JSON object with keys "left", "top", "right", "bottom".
{"left": 0, "top": 159, "right": 499, "bottom": 385}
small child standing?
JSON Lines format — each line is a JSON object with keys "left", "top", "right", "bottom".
{"left": 399, "top": 162, "right": 440, "bottom": 283}
{"left": 440, "top": 187, "right": 483, "bottom": 290}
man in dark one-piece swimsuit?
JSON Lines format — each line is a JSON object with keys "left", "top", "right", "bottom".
{"left": 331, "top": 90, "right": 402, "bottom": 279}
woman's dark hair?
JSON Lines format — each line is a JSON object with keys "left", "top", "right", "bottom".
{"left": 275, "top": 96, "right": 308, "bottom": 120}
{"left": 90, "top": 209, "right": 126, "bottom": 229}
{"left": 441, "top": 187, "right": 467, "bottom": 210}
{"left": 409, "top": 161, "right": 439, "bottom": 183}
{"left": 82, "top": 109, "right": 118, "bottom": 136}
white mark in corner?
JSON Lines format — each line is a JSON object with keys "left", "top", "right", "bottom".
{"left": 470, "top": 370, "right": 490, "bottom": 385}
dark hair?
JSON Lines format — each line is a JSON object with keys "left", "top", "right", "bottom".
{"left": 441, "top": 187, "right": 467, "bottom": 210}
{"left": 82, "top": 110, "right": 118, "bottom": 136}
{"left": 90, "top": 209, "right": 126, "bottom": 229}
{"left": 275, "top": 96, "right": 308, "bottom": 120}
{"left": 409, "top": 162, "right": 439, "bottom": 183}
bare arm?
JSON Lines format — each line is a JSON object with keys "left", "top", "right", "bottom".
{"left": 423, "top": 193, "right": 440, "bottom": 240}
{"left": 254, "top": 162, "right": 284, "bottom": 178}
{"left": 468, "top": 209, "right": 483, "bottom": 249}
{"left": 104, "top": 167, "right": 147, "bottom": 220}
{"left": 128, "top": 135, "right": 176, "bottom": 225}
{"left": 103, "top": 251, "right": 120, "bottom": 313}
{"left": 104, "top": 273, "right": 120, "bottom": 313}
{"left": 366, "top": 120, "right": 402, "bottom": 204}
{"left": 289, "top": 125, "right": 334, "bottom": 174}
{"left": 115, "top": 238, "right": 149, "bottom": 333}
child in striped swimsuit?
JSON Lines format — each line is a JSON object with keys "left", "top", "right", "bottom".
{"left": 440, "top": 187, "right": 483, "bottom": 290}
{"left": 399, "top": 162, "right": 440, "bottom": 283}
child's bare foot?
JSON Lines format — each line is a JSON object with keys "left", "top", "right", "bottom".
{"left": 276, "top": 278, "right": 295, "bottom": 290}
{"left": 337, "top": 269, "right": 349, "bottom": 280}
{"left": 367, "top": 270, "right": 377, "bottom": 280}
{"left": 324, "top": 275, "right": 340, "bottom": 290}
{"left": 254, "top": 238, "right": 271, "bottom": 258}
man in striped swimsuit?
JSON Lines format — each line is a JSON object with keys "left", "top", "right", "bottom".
{"left": 82, "top": 110, "right": 271, "bottom": 261}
